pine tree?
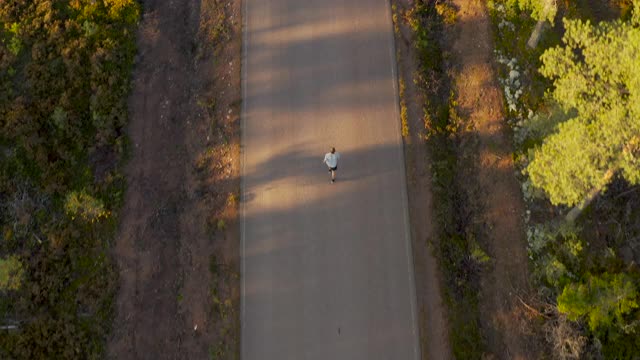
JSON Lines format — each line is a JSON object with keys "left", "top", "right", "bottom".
{"left": 527, "top": 9, "right": 640, "bottom": 220}
{"left": 558, "top": 273, "right": 638, "bottom": 333}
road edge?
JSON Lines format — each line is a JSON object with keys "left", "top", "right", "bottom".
{"left": 240, "top": 0, "right": 248, "bottom": 358}
{"left": 384, "top": 1, "right": 422, "bottom": 359}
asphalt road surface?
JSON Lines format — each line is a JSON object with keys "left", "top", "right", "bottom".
{"left": 241, "top": 1, "right": 420, "bottom": 359}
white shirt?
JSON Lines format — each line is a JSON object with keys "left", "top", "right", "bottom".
{"left": 323, "top": 152, "right": 340, "bottom": 168}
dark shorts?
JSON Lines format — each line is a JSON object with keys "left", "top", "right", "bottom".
{"left": 329, "top": 166, "right": 338, "bottom": 171}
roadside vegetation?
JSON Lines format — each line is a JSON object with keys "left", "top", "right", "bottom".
{"left": 194, "top": 0, "right": 241, "bottom": 358}
{"left": 402, "top": 1, "right": 484, "bottom": 358}
{"left": 488, "top": 0, "right": 640, "bottom": 357}
{"left": 0, "top": 0, "right": 139, "bottom": 357}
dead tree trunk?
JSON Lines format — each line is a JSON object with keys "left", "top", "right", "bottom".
{"left": 527, "top": 0, "right": 556, "bottom": 49}
{"left": 527, "top": 20, "right": 547, "bottom": 49}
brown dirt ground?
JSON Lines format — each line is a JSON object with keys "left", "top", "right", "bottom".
{"left": 107, "top": 0, "right": 241, "bottom": 358}
{"left": 392, "top": 1, "right": 453, "bottom": 359}
{"left": 448, "top": 0, "right": 540, "bottom": 359}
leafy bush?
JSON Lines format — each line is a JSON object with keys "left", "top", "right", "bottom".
{"left": 0, "top": 256, "right": 24, "bottom": 291}
{"left": 65, "top": 190, "right": 109, "bottom": 222}
{"left": 407, "top": 1, "right": 484, "bottom": 358}
{"left": 558, "top": 273, "right": 638, "bottom": 333}
{"left": 0, "top": 0, "right": 139, "bottom": 357}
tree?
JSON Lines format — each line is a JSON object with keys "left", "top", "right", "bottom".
{"left": 511, "top": 0, "right": 558, "bottom": 48}
{"left": 558, "top": 273, "right": 638, "bottom": 333}
{"left": 526, "top": 12, "right": 640, "bottom": 221}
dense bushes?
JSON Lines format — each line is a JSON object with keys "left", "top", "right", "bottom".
{"left": 488, "top": 0, "right": 640, "bottom": 357}
{"left": 0, "top": 0, "right": 138, "bottom": 357}
{"left": 404, "top": 1, "right": 484, "bottom": 358}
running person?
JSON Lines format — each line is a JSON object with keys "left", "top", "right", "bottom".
{"left": 323, "top": 147, "right": 341, "bottom": 183}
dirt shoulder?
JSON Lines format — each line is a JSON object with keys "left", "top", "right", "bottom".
{"left": 448, "top": 0, "right": 536, "bottom": 358}
{"left": 392, "top": 1, "right": 452, "bottom": 359}
{"left": 107, "top": 0, "right": 241, "bottom": 358}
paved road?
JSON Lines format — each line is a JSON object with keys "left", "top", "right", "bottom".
{"left": 241, "top": 1, "right": 420, "bottom": 359}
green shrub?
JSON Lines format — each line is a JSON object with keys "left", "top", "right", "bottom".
{"left": 407, "top": 1, "right": 485, "bottom": 357}
{"left": 0, "top": 256, "right": 24, "bottom": 291}
{"left": 0, "top": 0, "right": 139, "bottom": 356}
{"left": 6, "top": 23, "right": 22, "bottom": 56}
{"left": 65, "top": 190, "right": 108, "bottom": 222}
{"left": 558, "top": 273, "right": 639, "bottom": 333}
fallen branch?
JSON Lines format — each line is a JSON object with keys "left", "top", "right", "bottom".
{"left": 517, "top": 295, "right": 552, "bottom": 319}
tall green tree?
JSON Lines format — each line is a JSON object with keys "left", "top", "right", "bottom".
{"left": 527, "top": 9, "right": 640, "bottom": 221}
{"left": 558, "top": 273, "right": 638, "bottom": 333}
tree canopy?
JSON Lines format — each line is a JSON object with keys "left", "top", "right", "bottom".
{"left": 517, "top": 0, "right": 557, "bottom": 23}
{"left": 558, "top": 272, "right": 639, "bottom": 333}
{"left": 527, "top": 14, "right": 640, "bottom": 207}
